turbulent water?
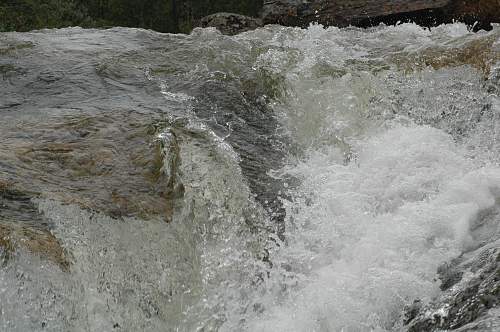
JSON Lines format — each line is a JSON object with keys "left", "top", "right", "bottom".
{"left": 0, "top": 22, "right": 499, "bottom": 331}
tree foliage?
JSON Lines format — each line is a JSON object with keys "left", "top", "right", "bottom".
{"left": 0, "top": 0, "right": 90, "bottom": 32}
{"left": 0, "top": 0, "right": 263, "bottom": 33}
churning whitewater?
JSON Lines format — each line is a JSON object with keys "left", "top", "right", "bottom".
{"left": 0, "top": 22, "right": 499, "bottom": 331}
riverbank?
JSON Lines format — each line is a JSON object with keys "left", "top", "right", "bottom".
{"left": 2, "top": 0, "right": 499, "bottom": 34}
{"left": 0, "top": 0, "right": 262, "bottom": 33}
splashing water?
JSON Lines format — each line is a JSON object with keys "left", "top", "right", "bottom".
{"left": 0, "top": 22, "right": 499, "bottom": 331}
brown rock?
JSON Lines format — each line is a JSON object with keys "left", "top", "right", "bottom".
{"left": 0, "top": 222, "right": 70, "bottom": 271}
{"left": 391, "top": 32, "right": 500, "bottom": 77}
{"left": 199, "top": 12, "right": 263, "bottom": 35}
{"left": 262, "top": 0, "right": 500, "bottom": 30}
{"left": 447, "top": 0, "right": 500, "bottom": 31}
{"left": 0, "top": 181, "right": 69, "bottom": 270}
{"left": 2, "top": 113, "right": 184, "bottom": 223}
{"left": 405, "top": 244, "right": 500, "bottom": 331}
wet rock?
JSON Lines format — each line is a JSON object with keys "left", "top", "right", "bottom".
{"left": 391, "top": 32, "right": 500, "bottom": 77}
{"left": 0, "top": 222, "right": 70, "bottom": 271}
{"left": 453, "top": 308, "right": 500, "bottom": 331}
{"left": 447, "top": 0, "right": 500, "bottom": 31}
{"left": 403, "top": 299, "right": 424, "bottom": 325}
{"left": 0, "top": 181, "right": 69, "bottom": 270}
{"left": 437, "top": 260, "right": 464, "bottom": 291}
{"left": 261, "top": 0, "right": 303, "bottom": 26}
{"left": 0, "top": 26, "right": 285, "bottom": 239}
{"left": 262, "top": 0, "right": 448, "bottom": 27}
{"left": 404, "top": 241, "right": 500, "bottom": 331}
{"left": 262, "top": 0, "right": 500, "bottom": 30}
{"left": 2, "top": 113, "right": 183, "bottom": 223}
{"left": 189, "top": 79, "right": 288, "bottom": 239}
{"left": 199, "top": 12, "right": 262, "bottom": 35}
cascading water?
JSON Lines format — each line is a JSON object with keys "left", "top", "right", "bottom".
{"left": 0, "top": 22, "right": 499, "bottom": 331}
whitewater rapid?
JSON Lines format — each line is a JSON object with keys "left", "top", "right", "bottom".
{"left": 226, "top": 23, "right": 500, "bottom": 331}
{"left": 0, "top": 22, "right": 499, "bottom": 331}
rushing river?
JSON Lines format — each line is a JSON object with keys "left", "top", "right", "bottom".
{"left": 0, "top": 23, "right": 499, "bottom": 331}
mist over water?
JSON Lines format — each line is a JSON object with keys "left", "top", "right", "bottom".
{"left": 0, "top": 22, "right": 499, "bottom": 331}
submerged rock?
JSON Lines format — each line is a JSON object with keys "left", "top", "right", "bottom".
{"left": 404, "top": 178, "right": 500, "bottom": 332}
{"left": 0, "top": 181, "right": 69, "bottom": 270}
{"left": 199, "top": 13, "right": 263, "bottom": 35}
{"left": 6, "top": 113, "right": 183, "bottom": 222}
{"left": 391, "top": 32, "right": 500, "bottom": 77}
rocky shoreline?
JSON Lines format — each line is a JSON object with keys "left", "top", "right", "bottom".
{"left": 201, "top": 0, "right": 500, "bottom": 34}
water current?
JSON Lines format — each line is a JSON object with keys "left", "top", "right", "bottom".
{"left": 0, "top": 22, "right": 499, "bottom": 331}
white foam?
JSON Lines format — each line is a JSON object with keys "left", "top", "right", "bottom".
{"left": 234, "top": 22, "right": 500, "bottom": 332}
{"left": 243, "top": 123, "right": 500, "bottom": 331}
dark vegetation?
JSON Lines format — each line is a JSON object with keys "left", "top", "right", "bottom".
{"left": 0, "top": 0, "right": 263, "bottom": 33}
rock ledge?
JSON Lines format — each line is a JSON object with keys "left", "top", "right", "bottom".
{"left": 199, "top": 12, "right": 263, "bottom": 35}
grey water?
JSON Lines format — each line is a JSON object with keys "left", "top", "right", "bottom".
{"left": 0, "top": 23, "right": 499, "bottom": 331}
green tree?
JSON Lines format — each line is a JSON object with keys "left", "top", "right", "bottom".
{"left": 0, "top": 0, "right": 264, "bottom": 33}
{"left": 0, "top": 0, "right": 90, "bottom": 32}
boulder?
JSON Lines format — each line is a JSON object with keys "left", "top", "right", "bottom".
{"left": 199, "top": 12, "right": 263, "bottom": 35}
{"left": 404, "top": 242, "right": 500, "bottom": 331}
{"left": 447, "top": 0, "right": 500, "bottom": 31}
{"left": 262, "top": 0, "right": 500, "bottom": 30}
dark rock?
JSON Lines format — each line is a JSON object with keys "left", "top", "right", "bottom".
{"left": 262, "top": 0, "right": 450, "bottom": 26}
{"left": 1, "top": 113, "right": 184, "bottom": 223}
{"left": 261, "top": 0, "right": 306, "bottom": 26}
{"left": 262, "top": 0, "right": 500, "bottom": 30}
{"left": 447, "top": 0, "right": 500, "bottom": 31}
{"left": 188, "top": 78, "right": 288, "bottom": 240}
{"left": 199, "top": 12, "right": 263, "bottom": 35}
{"left": 437, "top": 259, "right": 465, "bottom": 291}
{"left": 404, "top": 241, "right": 500, "bottom": 332}
{"left": 403, "top": 299, "right": 424, "bottom": 325}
